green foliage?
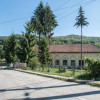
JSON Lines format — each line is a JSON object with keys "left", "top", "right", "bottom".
{"left": 0, "top": 36, "right": 8, "bottom": 45}
{"left": 16, "top": 36, "right": 27, "bottom": 62}
{"left": 31, "top": 1, "right": 57, "bottom": 44}
{"left": 4, "top": 34, "right": 17, "bottom": 63}
{"left": 29, "top": 57, "right": 40, "bottom": 70}
{"left": 1, "top": 35, "right": 100, "bottom": 46}
{"left": 17, "top": 22, "right": 36, "bottom": 65}
{"left": 39, "top": 37, "right": 52, "bottom": 67}
{"left": 74, "top": 6, "right": 89, "bottom": 69}
{"left": 43, "top": 4, "right": 57, "bottom": 37}
{"left": 31, "top": 1, "right": 44, "bottom": 42}
{"left": 0, "top": 45, "right": 4, "bottom": 60}
{"left": 74, "top": 6, "right": 89, "bottom": 28}
{"left": 85, "top": 58, "right": 100, "bottom": 77}
{"left": 51, "top": 35, "right": 100, "bottom": 46}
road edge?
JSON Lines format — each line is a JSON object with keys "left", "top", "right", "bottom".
{"left": 14, "top": 69, "right": 100, "bottom": 87}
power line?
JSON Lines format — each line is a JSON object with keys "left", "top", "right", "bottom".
{"left": 53, "top": 0, "right": 71, "bottom": 12}
{"left": 0, "top": 0, "right": 71, "bottom": 25}
{"left": 0, "top": 16, "right": 31, "bottom": 25}
{"left": 54, "top": 0, "right": 83, "bottom": 12}
{"left": 56, "top": 0, "right": 84, "bottom": 17}
{"left": 57, "top": 0, "right": 96, "bottom": 21}
{"left": 0, "top": 0, "right": 79, "bottom": 25}
{"left": 56, "top": 0, "right": 95, "bottom": 17}
{"left": 0, "top": 0, "right": 96, "bottom": 25}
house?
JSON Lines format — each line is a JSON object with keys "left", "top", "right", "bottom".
{"left": 35, "top": 44, "right": 100, "bottom": 67}
{"left": 49, "top": 44, "right": 100, "bottom": 67}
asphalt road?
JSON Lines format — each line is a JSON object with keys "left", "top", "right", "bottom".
{"left": 0, "top": 69, "right": 100, "bottom": 100}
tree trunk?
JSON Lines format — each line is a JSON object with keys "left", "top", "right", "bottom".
{"left": 81, "top": 26, "right": 83, "bottom": 70}
{"left": 38, "top": 33, "right": 40, "bottom": 59}
{"left": 39, "top": 34, "right": 40, "bottom": 45}
{"left": 49, "top": 36, "right": 50, "bottom": 47}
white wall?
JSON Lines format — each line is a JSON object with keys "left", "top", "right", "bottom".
{"left": 51, "top": 52, "right": 100, "bottom": 67}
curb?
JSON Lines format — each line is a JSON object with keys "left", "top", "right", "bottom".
{"left": 14, "top": 69, "right": 100, "bottom": 87}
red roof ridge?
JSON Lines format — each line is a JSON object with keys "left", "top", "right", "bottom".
{"left": 35, "top": 44, "right": 100, "bottom": 53}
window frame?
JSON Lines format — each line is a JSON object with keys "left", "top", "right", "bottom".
{"left": 55, "top": 59, "right": 60, "bottom": 66}
{"left": 63, "top": 60, "right": 67, "bottom": 66}
{"left": 79, "top": 60, "right": 84, "bottom": 66}
{"left": 71, "top": 60, "right": 76, "bottom": 67}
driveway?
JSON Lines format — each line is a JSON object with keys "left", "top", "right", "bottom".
{"left": 0, "top": 69, "right": 100, "bottom": 100}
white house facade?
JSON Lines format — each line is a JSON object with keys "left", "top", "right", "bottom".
{"left": 49, "top": 44, "right": 100, "bottom": 67}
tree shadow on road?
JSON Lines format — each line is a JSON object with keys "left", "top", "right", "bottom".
{"left": 0, "top": 83, "right": 82, "bottom": 93}
{"left": 9, "top": 90, "right": 100, "bottom": 100}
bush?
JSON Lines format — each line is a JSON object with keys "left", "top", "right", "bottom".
{"left": 85, "top": 58, "right": 100, "bottom": 77}
{"left": 29, "top": 57, "right": 40, "bottom": 70}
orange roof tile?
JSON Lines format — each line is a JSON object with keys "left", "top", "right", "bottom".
{"left": 35, "top": 44, "right": 100, "bottom": 53}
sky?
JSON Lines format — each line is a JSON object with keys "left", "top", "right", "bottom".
{"left": 0, "top": 0, "right": 100, "bottom": 37}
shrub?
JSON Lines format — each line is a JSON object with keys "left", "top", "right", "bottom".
{"left": 29, "top": 57, "right": 40, "bottom": 70}
{"left": 85, "top": 58, "right": 100, "bottom": 77}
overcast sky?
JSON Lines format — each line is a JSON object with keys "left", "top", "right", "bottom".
{"left": 0, "top": 0, "right": 99, "bottom": 37}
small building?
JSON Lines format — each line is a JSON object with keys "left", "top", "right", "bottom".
{"left": 49, "top": 44, "right": 100, "bottom": 67}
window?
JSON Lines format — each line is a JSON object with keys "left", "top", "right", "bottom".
{"left": 55, "top": 60, "right": 60, "bottom": 65}
{"left": 63, "top": 60, "right": 67, "bottom": 65}
{"left": 79, "top": 60, "right": 84, "bottom": 66}
{"left": 71, "top": 60, "right": 75, "bottom": 67}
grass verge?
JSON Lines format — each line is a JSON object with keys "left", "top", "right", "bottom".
{"left": 18, "top": 67, "right": 100, "bottom": 81}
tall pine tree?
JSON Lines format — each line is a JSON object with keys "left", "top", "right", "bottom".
{"left": 43, "top": 4, "right": 57, "bottom": 45}
{"left": 31, "top": 1, "right": 44, "bottom": 43}
{"left": 16, "top": 35, "right": 27, "bottom": 63}
{"left": 17, "top": 22, "right": 36, "bottom": 66}
{"left": 39, "top": 37, "right": 51, "bottom": 69}
{"left": 31, "top": 2, "right": 57, "bottom": 45}
{"left": 74, "top": 6, "right": 89, "bottom": 69}
{"left": 4, "top": 34, "right": 17, "bottom": 64}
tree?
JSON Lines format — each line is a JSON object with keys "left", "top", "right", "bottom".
{"left": 43, "top": 4, "right": 57, "bottom": 43}
{"left": 31, "top": 2, "right": 57, "bottom": 45}
{"left": 17, "top": 22, "right": 36, "bottom": 66}
{"left": 39, "top": 37, "right": 51, "bottom": 70}
{"left": 31, "top": 1, "right": 44, "bottom": 43}
{"left": 0, "top": 45, "right": 4, "bottom": 61}
{"left": 74, "top": 6, "right": 89, "bottom": 69}
{"left": 4, "top": 34, "right": 17, "bottom": 64}
{"left": 16, "top": 36, "right": 27, "bottom": 63}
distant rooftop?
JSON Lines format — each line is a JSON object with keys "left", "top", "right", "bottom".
{"left": 35, "top": 44, "right": 100, "bottom": 53}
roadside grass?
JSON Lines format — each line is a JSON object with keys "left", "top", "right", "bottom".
{"left": 75, "top": 73, "right": 100, "bottom": 81}
{"left": 19, "top": 67, "right": 100, "bottom": 81}
{"left": 0, "top": 62, "right": 7, "bottom": 66}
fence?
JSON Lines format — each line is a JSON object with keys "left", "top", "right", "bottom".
{"left": 0, "top": 62, "right": 8, "bottom": 68}
{"left": 26, "top": 64, "right": 79, "bottom": 76}
{"left": 0, "top": 62, "right": 27, "bottom": 69}
{"left": 14, "top": 62, "right": 27, "bottom": 68}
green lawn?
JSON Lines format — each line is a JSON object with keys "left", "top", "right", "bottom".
{"left": 20, "top": 67, "right": 93, "bottom": 79}
{"left": 18, "top": 66, "right": 100, "bottom": 81}
{"left": 20, "top": 67, "right": 100, "bottom": 81}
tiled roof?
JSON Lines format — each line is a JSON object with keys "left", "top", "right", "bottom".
{"left": 49, "top": 44, "right": 100, "bottom": 53}
{"left": 34, "top": 44, "right": 100, "bottom": 53}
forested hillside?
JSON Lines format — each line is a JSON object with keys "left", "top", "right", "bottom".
{"left": 0, "top": 34, "right": 100, "bottom": 48}
{"left": 51, "top": 35, "right": 100, "bottom": 46}
{"left": 0, "top": 34, "right": 23, "bottom": 49}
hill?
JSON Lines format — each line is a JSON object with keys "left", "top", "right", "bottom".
{"left": 51, "top": 35, "right": 100, "bottom": 46}
{"left": 0, "top": 34, "right": 100, "bottom": 48}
